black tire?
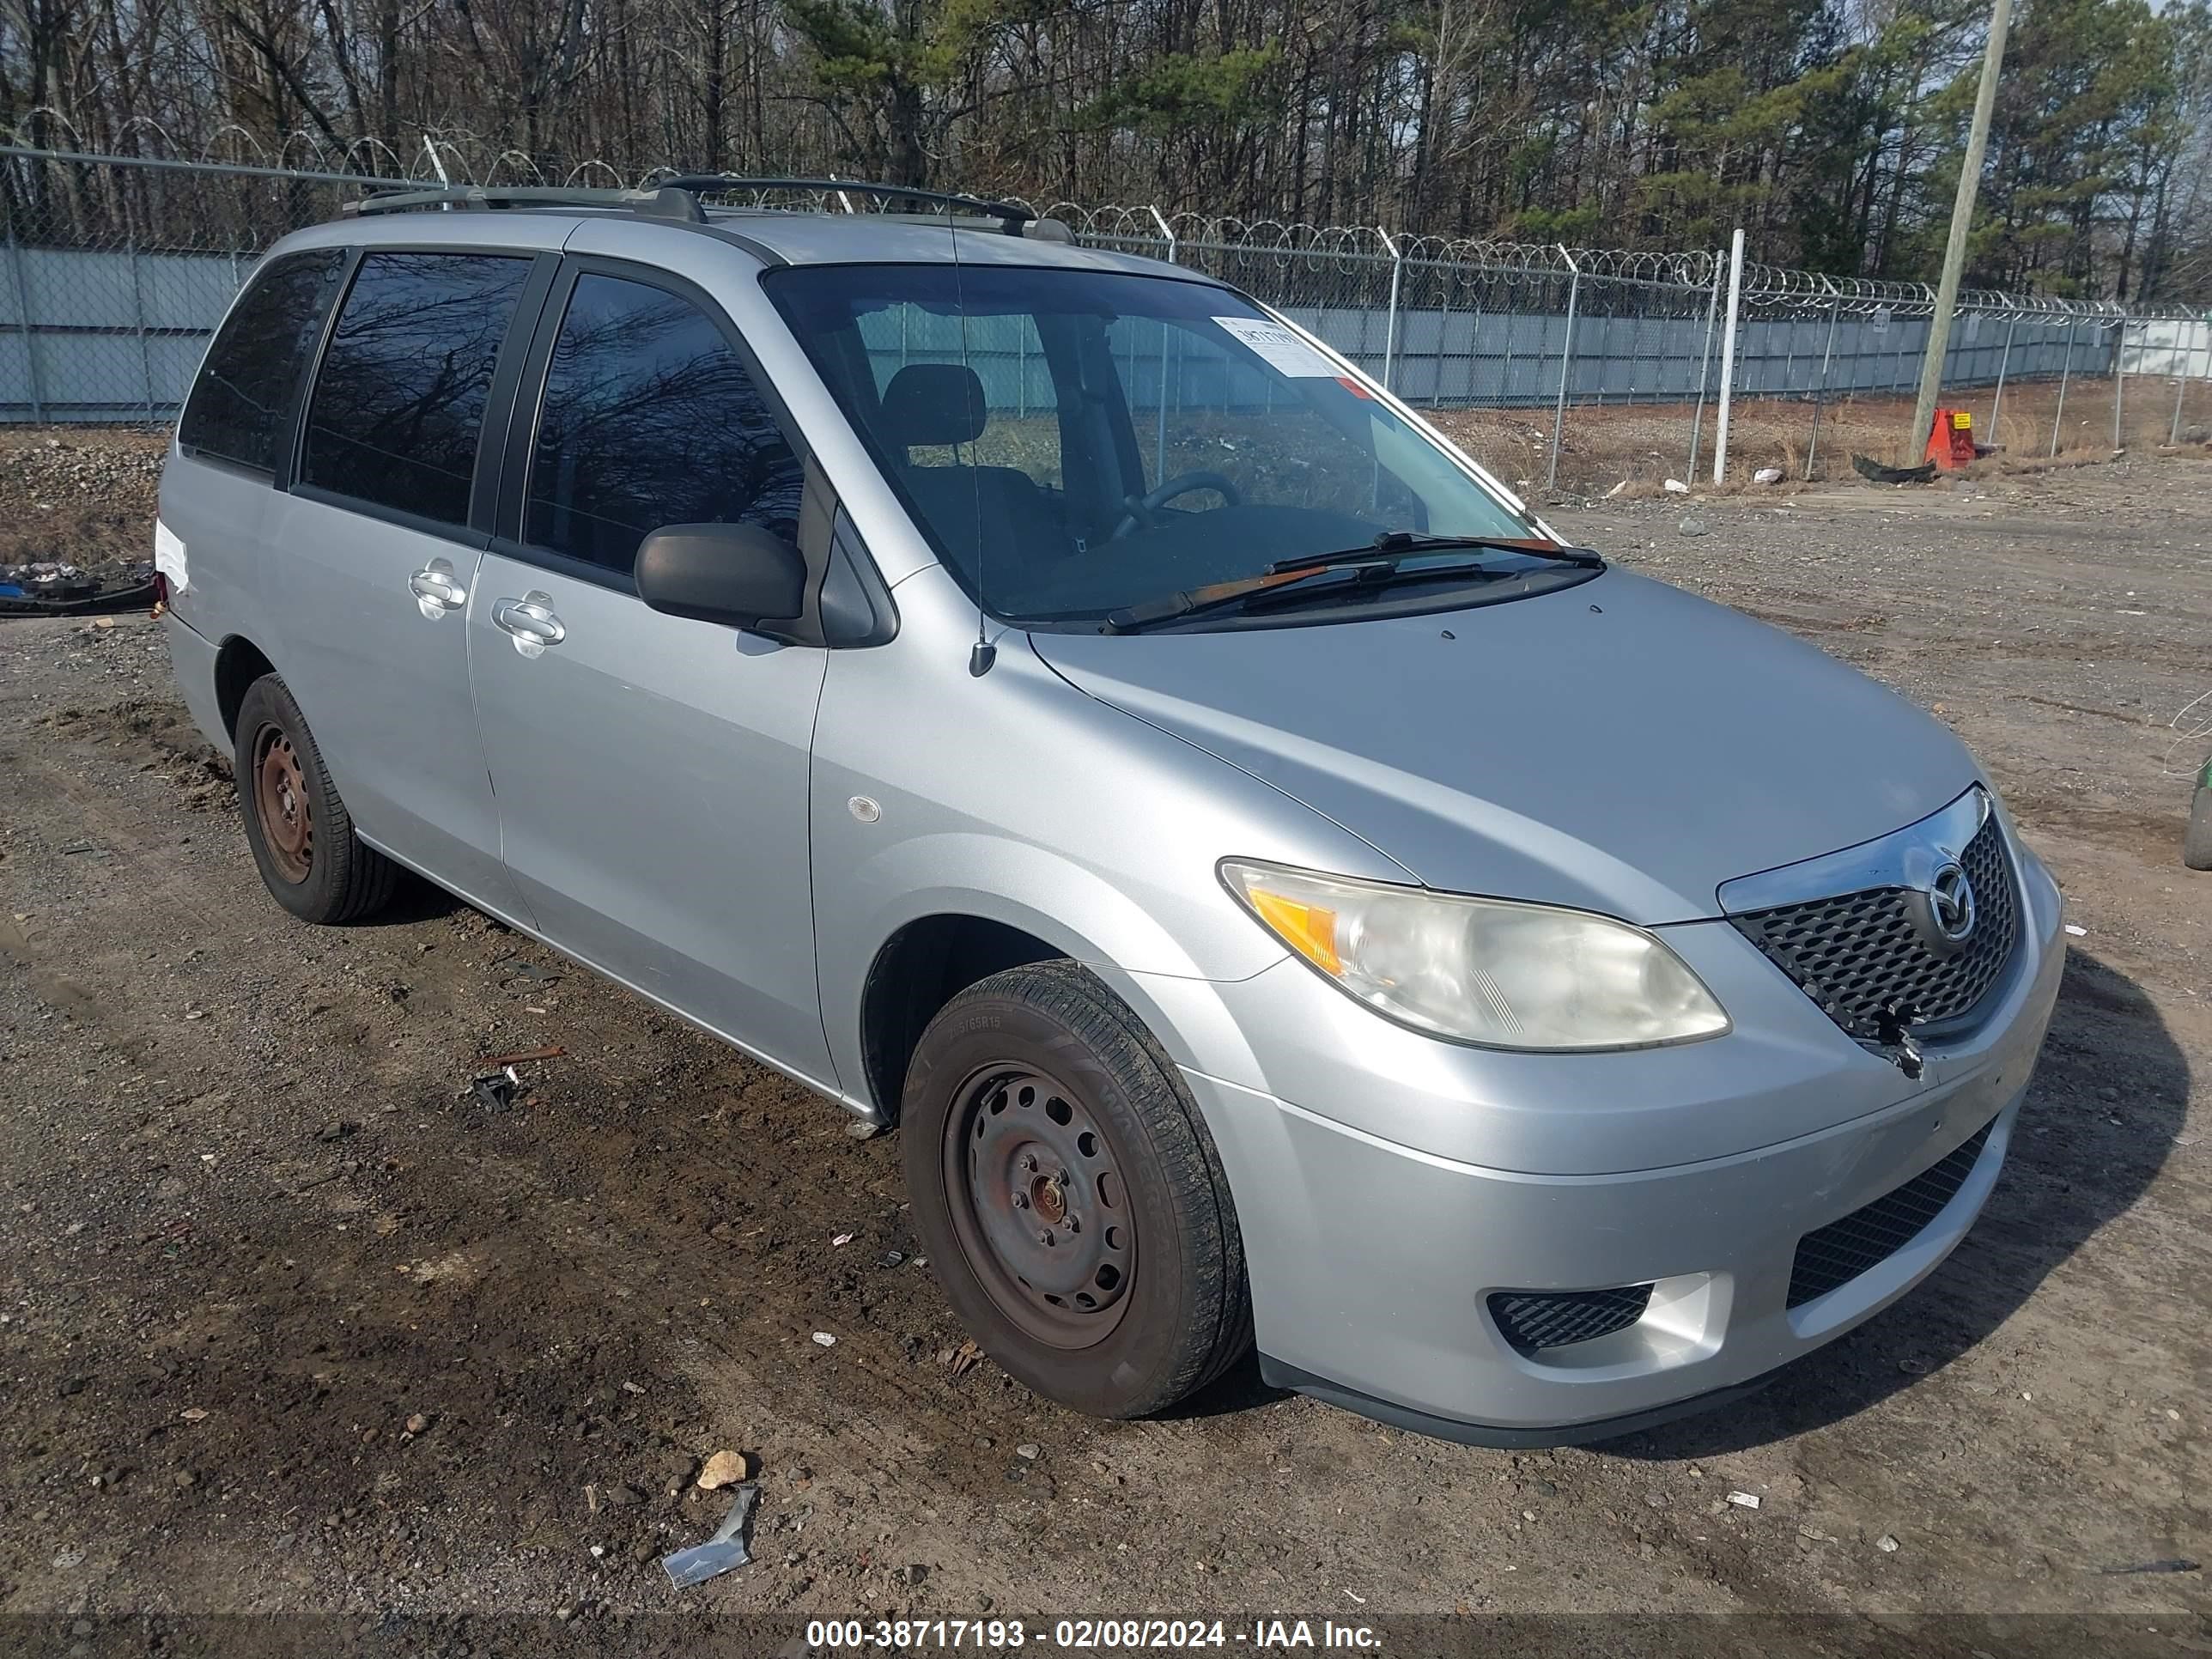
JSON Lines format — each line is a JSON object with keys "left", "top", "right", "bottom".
{"left": 901, "top": 960, "right": 1252, "bottom": 1419}
{"left": 233, "top": 674, "right": 401, "bottom": 924}
{"left": 2187, "top": 782, "right": 2212, "bottom": 872}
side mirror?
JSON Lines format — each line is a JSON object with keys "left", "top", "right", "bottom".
{"left": 635, "top": 522, "right": 806, "bottom": 632}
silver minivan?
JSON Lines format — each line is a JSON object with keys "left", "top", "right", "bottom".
{"left": 155, "top": 180, "right": 2064, "bottom": 1446}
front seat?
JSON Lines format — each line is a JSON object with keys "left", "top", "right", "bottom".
{"left": 876, "top": 362, "right": 1067, "bottom": 580}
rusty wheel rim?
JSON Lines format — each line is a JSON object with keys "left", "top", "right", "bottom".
{"left": 942, "top": 1064, "right": 1135, "bottom": 1350}
{"left": 252, "top": 722, "right": 313, "bottom": 884}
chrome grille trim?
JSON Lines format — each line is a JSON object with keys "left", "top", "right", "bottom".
{"left": 1720, "top": 788, "right": 2022, "bottom": 1043}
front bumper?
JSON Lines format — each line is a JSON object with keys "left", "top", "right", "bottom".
{"left": 1147, "top": 842, "right": 2066, "bottom": 1442}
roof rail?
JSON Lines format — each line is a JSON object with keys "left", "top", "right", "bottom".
{"left": 345, "top": 185, "right": 706, "bottom": 223}
{"left": 653, "top": 175, "right": 1035, "bottom": 230}
{"left": 342, "top": 175, "right": 1079, "bottom": 243}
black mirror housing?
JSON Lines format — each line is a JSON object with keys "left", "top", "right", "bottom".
{"left": 635, "top": 522, "right": 807, "bottom": 632}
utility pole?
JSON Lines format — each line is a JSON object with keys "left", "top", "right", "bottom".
{"left": 1907, "top": 0, "right": 2014, "bottom": 454}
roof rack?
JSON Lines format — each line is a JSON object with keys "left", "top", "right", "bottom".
{"left": 342, "top": 175, "right": 1076, "bottom": 242}
{"left": 653, "top": 176, "right": 1036, "bottom": 228}
{"left": 345, "top": 185, "right": 707, "bottom": 223}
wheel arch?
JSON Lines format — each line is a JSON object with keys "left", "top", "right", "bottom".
{"left": 860, "top": 913, "right": 1067, "bottom": 1122}
{"left": 213, "top": 634, "right": 278, "bottom": 741}
{"left": 830, "top": 828, "right": 1274, "bottom": 1121}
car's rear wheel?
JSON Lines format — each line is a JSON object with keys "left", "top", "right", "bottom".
{"left": 234, "top": 674, "right": 400, "bottom": 924}
{"left": 901, "top": 960, "right": 1251, "bottom": 1418}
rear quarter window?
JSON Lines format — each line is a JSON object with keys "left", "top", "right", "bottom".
{"left": 301, "top": 251, "right": 533, "bottom": 527}
{"left": 176, "top": 249, "right": 346, "bottom": 472}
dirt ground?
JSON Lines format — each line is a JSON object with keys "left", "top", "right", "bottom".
{"left": 0, "top": 438, "right": 2207, "bottom": 1656}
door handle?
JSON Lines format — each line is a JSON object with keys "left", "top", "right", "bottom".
{"left": 491, "top": 592, "right": 566, "bottom": 658}
{"left": 407, "top": 561, "right": 468, "bottom": 619}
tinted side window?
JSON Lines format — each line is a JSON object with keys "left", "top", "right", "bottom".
{"left": 178, "top": 249, "right": 345, "bottom": 471}
{"left": 301, "top": 252, "right": 532, "bottom": 526}
{"left": 526, "top": 273, "right": 803, "bottom": 574}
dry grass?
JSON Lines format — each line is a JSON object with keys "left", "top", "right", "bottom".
{"left": 1425, "top": 374, "right": 2212, "bottom": 496}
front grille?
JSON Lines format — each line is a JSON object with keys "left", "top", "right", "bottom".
{"left": 1488, "top": 1285, "right": 1653, "bottom": 1353}
{"left": 1787, "top": 1119, "right": 1995, "bottom": 1308}
{"left": 1730, "top": 811, "right": 2018, "bottom": 1042}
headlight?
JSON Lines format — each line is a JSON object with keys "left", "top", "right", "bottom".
{"left": 1220, "top": 860, "right": 1729, "bottom": 1051}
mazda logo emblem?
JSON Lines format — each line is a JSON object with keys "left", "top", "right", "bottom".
{"left": 1928, "top": 860, "right": 1977, "bottom": 943}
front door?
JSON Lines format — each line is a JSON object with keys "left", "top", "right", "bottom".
{"left": 467, "top": 264, "right": 833, "bottom": 1085}
{"left": 264, "top": 246, "right": 549, "bottom": 922}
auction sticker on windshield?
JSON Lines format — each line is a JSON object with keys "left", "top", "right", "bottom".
{"left": 1212, "top": 316, "right": 1338, "bottom": 377}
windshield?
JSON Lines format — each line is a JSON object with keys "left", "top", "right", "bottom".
{"left": 763, "top": 262, "right": 1558, "bottom": 628}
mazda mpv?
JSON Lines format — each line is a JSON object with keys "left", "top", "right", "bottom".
{"left": 155, "top": 179, "right": 2064, "bottom": 1444}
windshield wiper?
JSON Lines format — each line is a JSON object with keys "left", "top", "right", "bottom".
{"left": 1100, "top": 531, "right": 1606, "bottom": 635}
{"left": 1103, "top": 555, "right": 1513, "bottom": 634}
{"left": 1268, "top": 530, "right": 1606, "bottom": 574}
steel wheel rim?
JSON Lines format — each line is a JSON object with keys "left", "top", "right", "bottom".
{"left": 252, "top": 722, "right": 313, "bottom": 884}
{"left": 942, "top": 1063, "right": 1135, "bottom": 1349}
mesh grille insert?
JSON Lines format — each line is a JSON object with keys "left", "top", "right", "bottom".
{"left": 1730, "top": 811, "right": 2018, "bottom": 1042}
{"left": 1787, "top": 1119, "right": 1996, "bottom": 1309}
{"left": 1488, "top": 1285, "right": 1654, "bottom": 1354}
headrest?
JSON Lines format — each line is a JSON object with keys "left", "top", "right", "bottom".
{"left": 880, "top": 362, "right": 986, "bottom": 448}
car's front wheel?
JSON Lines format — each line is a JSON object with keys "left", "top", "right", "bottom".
{"left": 901, "top": 961, "right": 1252, "bottom": 1418}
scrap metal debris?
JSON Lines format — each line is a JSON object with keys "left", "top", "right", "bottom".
{"left": 660, "top": 1482, "right": 759, "bottom": 1589}
{"left": 0, "top": 560, "right": 159, "bottom": 618}
{"left": 1851, "top": 454, "right": 1937, "bottom": 486}
{"left": 469, "top": 1045, "right": 564, "bottom": 1111}
{"left": 471, "top": 1066, "right": 523, "bottom": 1112}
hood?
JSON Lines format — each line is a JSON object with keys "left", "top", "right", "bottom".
{"left": 1028, "top": 568, "right": 1978, "bottom": 924}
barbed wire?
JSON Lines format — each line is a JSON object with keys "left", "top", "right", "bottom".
{"left": 1, "top": 127, "right": 2203, "bottom": 324}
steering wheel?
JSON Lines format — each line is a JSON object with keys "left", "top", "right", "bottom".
{"left": 1109, "top": 470, "right": 1243, "bottom": 540}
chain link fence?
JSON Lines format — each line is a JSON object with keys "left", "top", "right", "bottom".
{"left": 4, "top": 144, "right": 2210, "bottom": 495}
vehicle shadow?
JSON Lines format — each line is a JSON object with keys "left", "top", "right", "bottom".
{"left": 1604, "top": 946, "right": 2189, "bottom": 1458}
{"left": 1159, "top": 1348, "right": 1293, "bottom": 1422}
{"left": 353, "top": 871, "right": 467, "bottom": 927}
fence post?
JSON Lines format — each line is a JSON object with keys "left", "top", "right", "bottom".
{"left": 1805, "top": 279, "right": 1842, "bottom": 482}
{"left": 6, "top": 214, "right": 43, "bottom": 425}
{"left": 2171, "top": 319, "right": 2192, "bottom": 445}
{"left": 1148, "top": 206, "right": 1176, "bottom": 477}
{"left": 1547, "top": 244, "right": 1578, "bottom": 489}
{"left": 126, "top": 221, "right": 155, "bottom": 425}
{"left": 1687, "top": 252, "right": 1723, "bottom": 480}
{"left": 2174, "top": 316, "right": 2208, "bottom": 445}
{"left": 1378, "top": 226, "right": 1403, "bottom": 396}
{"left": 2112, "top": 314, "right": 2128, "bottom": 451}
{"left": 1432, "top": 270, "right": 1453, "bottom": 408}
{"left": 1712, "top": 228, "right": 1746, "bottom": 485}
{"left": 1989, "top": 316, "right": 2016, "bottom": 447}
{"left": 2051, "top": 319, "right": 2078, "bottom": 457}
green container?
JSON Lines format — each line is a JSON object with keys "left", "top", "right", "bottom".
{"left": 2188, "top": 763, "right": 2212, "bottom": 871}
